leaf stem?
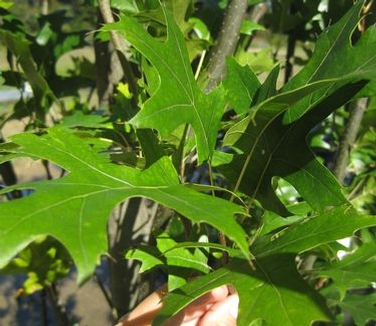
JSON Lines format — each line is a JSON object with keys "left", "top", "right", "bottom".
{"left": 207, "top": 160, "right": 216, "bottom": 197}
{"left": 194, "top": 50, "right": 207, "bottom": 80}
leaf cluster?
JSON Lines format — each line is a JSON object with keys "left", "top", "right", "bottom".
{"left": 1, "top": 1, "right": 376, "bottom": 325}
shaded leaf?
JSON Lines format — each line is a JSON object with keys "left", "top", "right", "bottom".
{"left": 252, "top": 206, "right": 376, "bottom": 258}
{"left": 223, "top": 57, "right": 260, "bottom": 114}
{"left": 126, "top": 246, "right": 164, "bottom": 273}
{"left": 0, "top": 28, "right": 54, "bottom": 105}
{"left": 126, "top": 235, "right": 215, "bottom": 290}
{"left": 222, "top": 83, "right": 364, "bottom": 215}
{"left": 339, "top": 291, "right": 376, "bottom": 326}
{"left": 220, "top": 3, "right": 376, "bottom": 214}
{"left": 251, "top": 64, "right": 279, "bottom": 104}
{"left": 317, "top": 242, "right": 376, "bottom": 297}
{"left": 60, "top": 111, "right": 112, "bottom": 129}
{"left": 1, "top": 236, "right": 72, "bottom": 294}
{"left": 156, "top": 232, "right": 210, "bottom": 290}
{"left": 156, "top": 232, "right": 210, "bottom": 275}
{"left": 283, "top": 2, "right": 376, "bottom": 96}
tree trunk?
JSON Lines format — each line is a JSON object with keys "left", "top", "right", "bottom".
{"left": 107, "top": 198, "right": 159, "bottom": 318}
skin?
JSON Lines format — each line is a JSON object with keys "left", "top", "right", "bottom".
{"left": 116, "top": 285, "right": 239, "bottom": 326}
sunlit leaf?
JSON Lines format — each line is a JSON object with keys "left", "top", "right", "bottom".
{"left": 154, "top": 255, "right": 331, "bottom": 326}
{"left": 0, "top": 128, "right": 248, "bottom": 282}
{"left": 106, "top": 4, "right": 225, "bottom": 163}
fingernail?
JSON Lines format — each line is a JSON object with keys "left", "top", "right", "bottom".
{"left": 228, "top": 295, "right": 239, "bottom": 319}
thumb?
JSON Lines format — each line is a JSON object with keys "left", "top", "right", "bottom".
{"left": 199, "top": 294, "right": 239, "bottom": 326}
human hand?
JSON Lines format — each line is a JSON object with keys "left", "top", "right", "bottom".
{"left": 116, "top": 284, "right": 238, "bottom": 326}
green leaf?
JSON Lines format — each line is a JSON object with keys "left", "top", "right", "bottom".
{"left": 240, "top": 20, "right": 264, "bottom": 35}
{"left": 223, "top": 57, "right": 260, "bottom": 114}
{"left": 111, "top": 0, "right": 139, "bottom": 13}
{"left": 278, "top": 2, "right": 375, "bottom": 127}
{"left": 339, "top": 291, "right": 376, "bottom": 326}
{"left": 107, "top": 4, "right": 226, "bottom": 163}
{"left": 156, "top": 232, "right": 210, "bottom": 290}
{"left": 283, "top": 2, "right": 376, "bottom": 96}
{"left": 126, "top": 246, "right": 164, "bottom": 273}
{"left": 0, "top": 29, "right": 55, "bottom": 105}
{"left": 156, "top": 232, "right": 210, "bottom": 275}
{"left": 165, "top": 0, "right": 193, "bottom": 28}
{"left": 36, "top": 22, "right": 53, "bottom": 46}
{"left": 126, "top": 235, "right": 215, "bottom": 290}
{"left": 1, "top": 236, "right": 72, "bottom": 295}
{"left": 153, "top": 241, "right": 349, "bottom": 326}
{"left": 252, "top": 206, "right": 376, "bottom": 258}
{"left": 137, "top": 128, "right": 166, "bottom": 167}
{"left": 161, "top": 241, "right": 240, "bottom": 257}
{"left": 0, "top": 128, "right": 249, "bottom": 282}
{"left": 317, "top": 242, "right": 376, "bottom": 297}
{"left": 251, "top": 63, "right": 279, "bottom": 103}
{"left": 222, "top": 82, "right": 364, "bottom": 215}
{"left": 154, "top": 255, "right": 331, "bottom": 326}
{"left": 259, "top": 210, "right": 304, "bottom": 236}
{"left": 220, "top": 3, "right": 376, "bottom": 215}
{"left": 60, "top": 111, "right": 112, "bottom": 129}
{"left": 0, "top": 1, "right": 13, "bottom": 9}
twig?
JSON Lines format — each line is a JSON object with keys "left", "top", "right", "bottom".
{"left": 94, "top": 272, "right": 115, "bottom": 314}
{"left": 97, "top": 0, "right": 138, "bottom": 101}
{"left": 201, "top": 0, "right": 248, "bottom": 260}
{"left": 332, "top": 0, "right": 373, "bottom": 184}
{"left": 205, "top": 0, "right": 248, "bottom": 92}
{"left": 46, "top": 283, "right": 71, "bottom": 326}
{"left": 41, "top": 289, "right": 48, "bottom": 326}
{"left": 332, "top": 97, "right": 368, "bottom": 184}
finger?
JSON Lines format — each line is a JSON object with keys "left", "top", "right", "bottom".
{"left": 198, "top": 294, "right": 239, "bottom": 326}
{"left": 118, "top": 285, "right": 167, "bottom": 326}
{"left": 164, "top": 285, "right": 230, "bottom": 326}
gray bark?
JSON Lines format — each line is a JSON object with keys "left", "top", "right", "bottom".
{"left": 108, "top": 198, "right": 159, "bottom": 317}
{"left": 332, "top": 98, "right": 368, "bottom": 184}
{"left": 205, "top": 0, "right": 248, "bottom": 92}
